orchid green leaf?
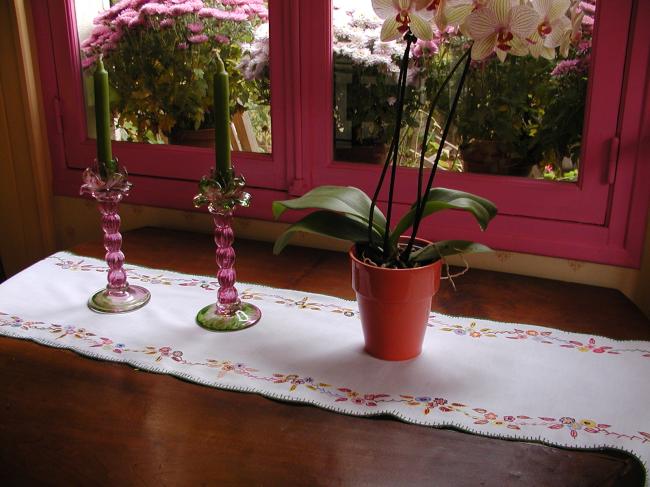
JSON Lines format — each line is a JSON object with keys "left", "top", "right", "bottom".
{"left": 409, "top": 240, "right": 492, "bottom": 265}
{"left": 389, "top": 188, "right": 497, "bottom": 248}
{"left": 424, "top": 188, "right": 498, "bottom": 219}
{"left": 272, "top": 186, "right": 387, "bottom": 232}
{"left": 273, "top": 211, "right": 382, "bottom": 255}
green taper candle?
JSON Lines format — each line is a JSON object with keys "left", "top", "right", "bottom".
{"left": 214, "top": 51, "right": 231, "bottom": 179}
{"left": 93, "top": 58, "right": 113, "bottom": 178}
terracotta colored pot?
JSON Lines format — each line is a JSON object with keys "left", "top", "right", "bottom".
{"left": 350, "top": 240, "right": 442, "bottom": 361}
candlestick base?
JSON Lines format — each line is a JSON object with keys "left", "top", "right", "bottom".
{"left": 88, "top": 285, "right": 151, "bottom": 314}
{"left": 196, "top": 302, "right": 261, "bottom": 332}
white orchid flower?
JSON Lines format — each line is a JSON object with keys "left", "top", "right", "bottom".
{"left": 465, "top": 0, "right": 540, "bottom": 62}
{"left": 559, "top": 1, "right": 584, "bottom": 57}
{"left": 422, "top": 0, "right": 450, "bottom": 31}
{"left": 527, "top": 0, "right": 571, "bottom": 59}
{"left": 443, "top": 0, "right": 489, "bottom": 30}
{"left": 371, "top": 0, "right": 435, "bottom": 41}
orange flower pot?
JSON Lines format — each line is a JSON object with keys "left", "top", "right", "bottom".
{"left": 350, "top": 241, "right": 442, "bottom": 361}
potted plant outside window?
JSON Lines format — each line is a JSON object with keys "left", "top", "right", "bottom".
{"left": 80, "top": 0, "right": 268, "bottom": 145}
{"left": 273, "top": 0, "right": 585, "bottom": 361}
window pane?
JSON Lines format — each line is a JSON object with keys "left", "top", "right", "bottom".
{"left": 332, "top": 0, "right": 596, "bottom": 182}
{"left": 76, "top": 0, "right": 271, "bottom": 153}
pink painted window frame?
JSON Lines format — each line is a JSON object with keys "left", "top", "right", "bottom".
{"left": 33, "top": 0, "right": 650, "bottom": 267}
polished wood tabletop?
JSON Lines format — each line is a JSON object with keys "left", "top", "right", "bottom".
{"left": 1, "top": 227, "right": 648, "bottom": 486}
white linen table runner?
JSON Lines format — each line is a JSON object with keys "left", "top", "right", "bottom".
{"left": 1, "top": 252, "right": 649, "bottom": 481}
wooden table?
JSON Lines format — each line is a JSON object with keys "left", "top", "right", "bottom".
{"left": 1, "top": 227, "right": 648, "bottom": 486}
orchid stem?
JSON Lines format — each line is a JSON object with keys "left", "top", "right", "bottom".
{"left": 413, "top": 48, "right": 471, "bottom": 233}
{"left": 367, "top": 32, "right": 413, "bottom": 254}
{"left": 404, "top": 48, "right": 472, "bottom": 262}
{"left": 381, "top": 32, "right": 414, "bottom": 261}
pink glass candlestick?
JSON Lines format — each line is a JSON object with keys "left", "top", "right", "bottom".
{"left": 80, "top": 164, "right": 150, "bottom": 313}
{"left": 194, "top": 172, "right": 261, "bottom": 331}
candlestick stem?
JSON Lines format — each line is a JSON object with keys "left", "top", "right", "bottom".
{"left": 196, "top": 205, "right": 261, "bottom": 331}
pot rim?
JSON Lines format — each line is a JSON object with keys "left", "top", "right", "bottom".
{"left": 349, "top": 238, "right": 442, "bottom": 273}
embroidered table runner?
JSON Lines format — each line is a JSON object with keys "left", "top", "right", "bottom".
{"left": 1, "top": 252, "right": 649, "bottom": 480}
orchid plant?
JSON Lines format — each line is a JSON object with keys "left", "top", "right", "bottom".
{"left": 274, "top": 0, "right": 585, "bottom": 269}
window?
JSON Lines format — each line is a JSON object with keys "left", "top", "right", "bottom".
{"left": 75, "top": 0, "right": 271, "bottom": 153}
{"left": 332, "top": 1, "right": 592, "bottom": 183}
{"left": 33, "top": 0, "right": 650, "bottom": 266}
{"left": 38, "top": 0, "right": 288, "bottom": 190}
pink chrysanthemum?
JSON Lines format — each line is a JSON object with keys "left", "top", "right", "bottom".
{"left": 550, "top": 59, "right": 580, "bottom": 76}
{"left": 579, "top": 1, "right": 596, "bottom": 15}
{"left": 197, "top": 7, "right": 247, "bottom": 21}
{"left": 141, "top": 3, "right": 170, "bottom": 16}
{"left": 116, "top": 9, "right": 138, "bottom": 25}
{"left": 101, "top": 42, "right": 118, "bottom": 54}
{"left": 93, "top": 0, "right": 131, "bottom": 23}
{"left": 108, "top": 32, "right": 123, "bottom": 44}
{"left": 128, "top": 15, "right": 145, "bottom": 27}
{"left": 91, "top": 24, "right": 112, "bottom": 37}
{"left": 170, "top": 4, "right": 196, "bottom": 15}
{"left": 81, "top": 55, "right": 99, "bottom": 69}
{"left": 187, "top": 34, "right": 209, "bottom": 44}
{"left": 412, "top": 39, "right": 439, "bottom": 59}
{"left": 187, "top": 22, "right": 204, "bottom": 33}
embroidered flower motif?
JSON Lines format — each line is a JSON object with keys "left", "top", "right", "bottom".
{"left": 273, "top": 373, "right": 311, "bottom": 392}
{"left": 507, "top": 328, "right": 554, "bottom": 343}
{"left": 178, "top": 279, "right": 218, "bottom": 291}
{"left": 55, "top": 260, "right": 96, "bottom": 272}
{"left": 0, "top": 316, "right": 44, "bottom": 331}
{"left": 90, "top": 337, "right": 127, "bottom": 354}
{"left": 50, "top": 324, "right": 95, "bottom": 340}
{"left": 136, "top": 274, "right": 173, "bottom": 285}
{"left": 559, "top": 337, "right": 613, "bottom": 354}
{"left": 440, "top": 322, "right": 498, "bottom": 338}
{"left": 145, "top": 346, "right": 184, "bottom": 362}
{"left": 402, "top": 395, "right": 461, "bottom": 414}
{"left": 473, "top": 411, "right": 521, "bottom": 429}
{"left": 0, "top": 306, "right": 641, "bottom": 450}
{"left": 547, "top": 417, "right": 611, "bottom": 438}
{"left": 336, "top": 388, "right": 389, "bottom": 406}
{"left": 206, "top": 360, "right": 259, "bottom": 379}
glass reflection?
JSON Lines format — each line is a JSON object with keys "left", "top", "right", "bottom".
{"left": 333, "top": 0, "right": 596, "bottom": 182}
{"left": 76, "top": 0, "right": 271, "bottom": 153}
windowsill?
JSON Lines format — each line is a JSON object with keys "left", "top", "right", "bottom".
{"left": 52, "top": 195, "right": 650, "bottom": 319}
